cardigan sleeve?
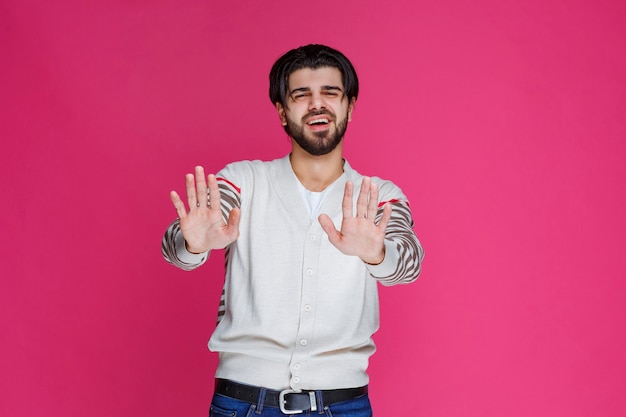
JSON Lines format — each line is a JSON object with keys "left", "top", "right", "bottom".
{"left": 161, "top": 173, "right": 242, "bottom": 271}
{"left": 365, "top": 196, "right": 424, "bottom": 286}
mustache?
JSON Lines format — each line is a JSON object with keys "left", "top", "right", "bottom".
{"left": 302, "top": 109, "right": 335, "bottom": 121}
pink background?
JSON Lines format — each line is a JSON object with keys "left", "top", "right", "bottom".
{"left": 2, "top": 0, "right": 625, "bottom": 416}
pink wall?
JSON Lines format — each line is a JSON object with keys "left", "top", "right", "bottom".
{"left": 2, "top": 0, "right": 625, "bottom": 416}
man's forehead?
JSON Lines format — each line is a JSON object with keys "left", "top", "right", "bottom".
{"left": 287, "top": 66, "right": 344, "bottom": 89}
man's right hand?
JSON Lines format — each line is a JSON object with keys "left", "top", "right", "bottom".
{"left": 169, "top": 166, "right": 240, "bottom": 253}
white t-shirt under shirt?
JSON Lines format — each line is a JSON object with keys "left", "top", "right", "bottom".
{"left": 296, "top": 179, "right": 336, "bottom": 222}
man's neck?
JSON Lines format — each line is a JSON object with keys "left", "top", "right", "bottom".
{"left": 289, "top": 144, "right": 344, "bottom": 192}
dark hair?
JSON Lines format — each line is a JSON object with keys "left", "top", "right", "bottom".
{"left": 269, "top": 44, "right": 359, "bottom": 107}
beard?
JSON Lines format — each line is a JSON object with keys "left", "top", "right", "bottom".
{"left": 285, "top": 110, "right": 349, "bottom": 156}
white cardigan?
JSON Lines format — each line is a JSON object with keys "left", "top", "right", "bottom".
{"left": 162, "top": 155, "right": 423, "bottom": 390}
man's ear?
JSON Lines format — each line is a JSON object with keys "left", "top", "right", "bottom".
{"left": 347, "top": 97, "right": 356, "bottom": 122}
{"left": 276, "top": 102, "right": 287, "bottom": 126}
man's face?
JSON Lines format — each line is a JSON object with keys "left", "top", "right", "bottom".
{"left": 276, "top": 66, "right": 355, "bottom": 156}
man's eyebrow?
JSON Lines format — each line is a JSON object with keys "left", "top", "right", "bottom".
{"left": 289, "top": 87, "right": 311, "bottom": 95}
{"left": 288, "top": 85, "right": 344, "bottom": 95}
{"left": 321, "top": 85, "right": 344, "bottom": 92}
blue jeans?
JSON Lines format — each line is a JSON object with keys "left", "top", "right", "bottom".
{"left": 209, "top": 391, "right": 373, "bottom": 417}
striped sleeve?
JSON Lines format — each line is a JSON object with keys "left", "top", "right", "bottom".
{"left": 161, "top": 177, "right": 242, "bottom": 271}
{"left": 367, "top": 200, "right": 424, "bottom": 286}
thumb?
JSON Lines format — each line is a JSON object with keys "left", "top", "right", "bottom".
{"left": 227, "top": 207, "right": 241, "bottom": 234}
{"left": 318, "top": 214, "right": 340, "bottom": 243}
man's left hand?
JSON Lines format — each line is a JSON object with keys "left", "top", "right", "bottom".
{"left": 318, "top": 177, "right": 392, "bottom": 265}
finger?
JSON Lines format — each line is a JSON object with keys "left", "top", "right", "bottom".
{"left": 194, "top": 166, "right": 208, "bottom": 207}
{"left": 342, "top": 181, "right": 355, "bottom": 219}
{"left": 377, "top": 203, "right": 393, "bottom": 232}
{"left": 355, "top": 177, "right": 371, "bottom": 218}
{"left": 366, "top": 182, "right": 379, "bottom": 221}
{"left": 226, "top": 207, "right": 241, "bottom": 237}
{"left": 170, "top": 190, "right": 187, "bottom": 219}
{"left": 318, "top": 214, "right": 341, "bottom": 245}
{"left": 206, "top": 174, "right": 221, "bottom": 211}
{"left": 185, "top": 173, "right": 197, "bottom": 209}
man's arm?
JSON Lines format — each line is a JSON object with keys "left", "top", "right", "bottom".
{"left": 318, "top": 177, "right": 423, "bottom": 285}
{"left": 161, "top": 218, "right": 209, "bottom": 271}
{"left": 366, "top": 199, "right": 423, "bottom": 285}
{"left": 162, "top": 166, "right": 241, "bottom": 271}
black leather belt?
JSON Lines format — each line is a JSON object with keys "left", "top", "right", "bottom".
{"left": 214, "top": 378, "right": 368, "bottom": 414}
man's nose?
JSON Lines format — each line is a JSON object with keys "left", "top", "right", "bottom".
{"left": 308, "top": 92, "right": 325, "bottom": 111}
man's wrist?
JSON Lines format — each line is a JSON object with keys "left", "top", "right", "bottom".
{"left": 185, "top": 242, "right": 208, "bottom": 254}
{"left": 361, "top": 248, "right": 386, "bottom": 266}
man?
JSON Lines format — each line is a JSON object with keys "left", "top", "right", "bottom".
{"left": 162, "top": 44, "right": 424, "bottom": 416}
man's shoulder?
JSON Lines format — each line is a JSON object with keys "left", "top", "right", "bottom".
{"left": 343, "top": 160, "right": 395, "bottom": 186}
{"left": 221, "top": 155, "right": 289, "bottom": 173}
{"left": 217, "top": 155, "right": 290, "bottom": 188}
{"left": 343, "top": 160, "right": 407, "bottom": 200}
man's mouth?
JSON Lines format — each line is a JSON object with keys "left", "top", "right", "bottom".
{"left": 307, "top": 117, "right": 330, "bottom": 126}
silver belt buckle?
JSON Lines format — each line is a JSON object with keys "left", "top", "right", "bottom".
{"left": 279, "top": 389, "right": 317, "bottom": 414}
